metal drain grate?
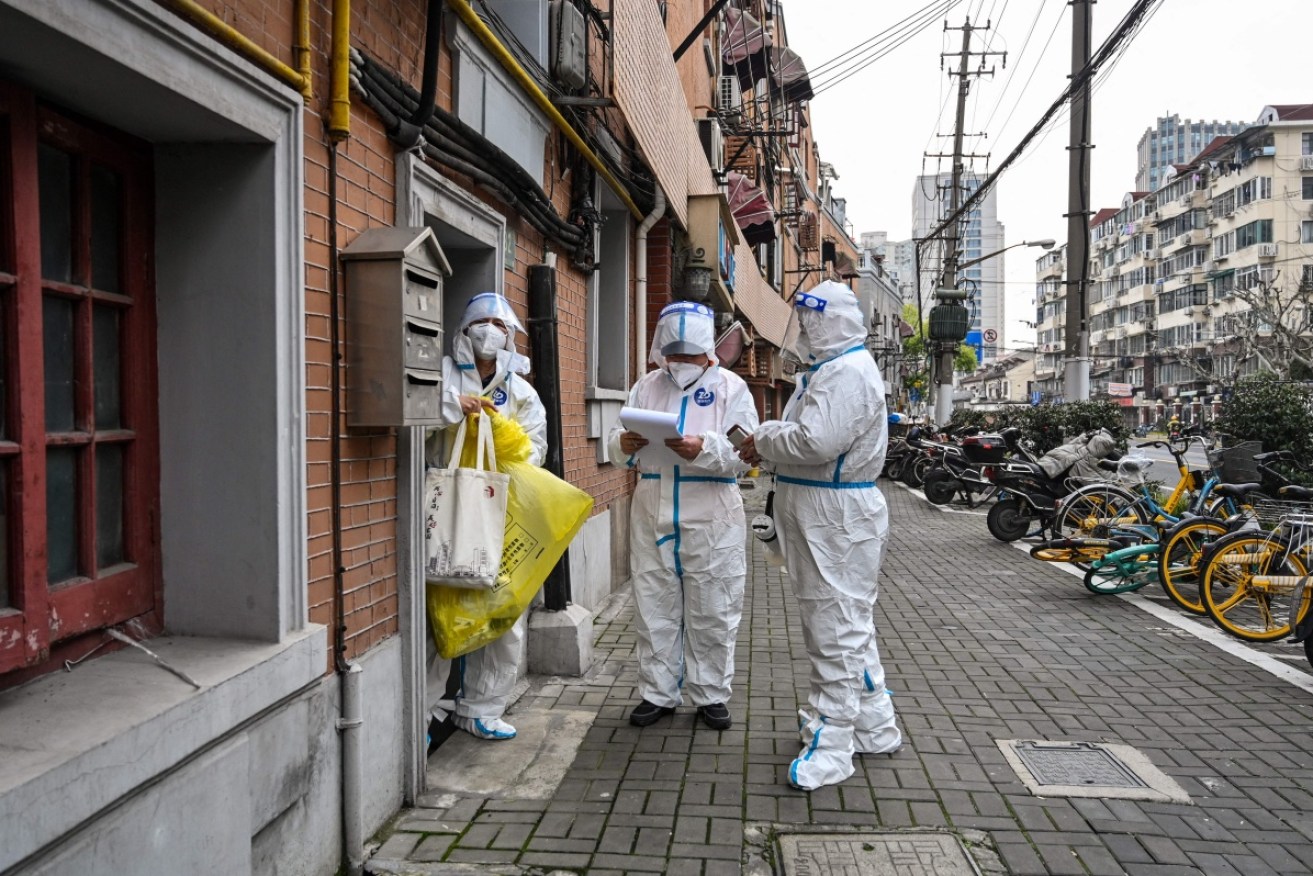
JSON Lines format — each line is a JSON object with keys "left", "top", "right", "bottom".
{"left": 1012, "top": 741, "right": 1148, "bottom": 788}
{"left": 996, "top": 739, "right": 1191, "bottom": 803}
{"left": 776, "top": 832, "right": 980, "bottom": 876}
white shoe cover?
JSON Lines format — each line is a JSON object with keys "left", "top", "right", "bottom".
{"left": 789, "top": 711, "right": 855, "bottom": 791}
{"left": 854, "top": 683, "right": 901, "bottom": 755}
{"left": 455, "top": 715, "right": 517, "bottom": 740}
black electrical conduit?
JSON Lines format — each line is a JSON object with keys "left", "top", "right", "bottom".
{"left": 355, "top": 79, "right": 579, "bottom": 252}
{"left": 352, "top": 53, "right": 586, "bottom": 250}
{"left": 328, "top": 143, "right": 349, "bottom": 674}
{"left": 394, "top": 0, "right": 443, "bottom": 149}
{"left": 354, "top": 53, "right": 582, "bottom": 245}
{"left": 354, "top": 75, "right": 583, "bottom": 253}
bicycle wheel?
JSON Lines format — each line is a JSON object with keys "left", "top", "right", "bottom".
{"left": 1053, "top": 486, "right": 1144, "bottom": 571}
{"left": 1156, "top": 518, "right": 1228, "bottom": 615}
{"left": 1030, "top": 539, "right": 1118, "bottom": 564}
{"left": 1199, "top": 532, "right": 1311, "bottom": 642}
{"left": 1084, "top": 557, "right": 1157, "bottom": 595}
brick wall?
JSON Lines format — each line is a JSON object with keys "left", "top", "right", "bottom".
{"left": 182, "top": 0, "right": 633, "bottom": 664}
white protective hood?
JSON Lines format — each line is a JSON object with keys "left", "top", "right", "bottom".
{"left": 452, "top": 292, "right": 531, "bottom": 377}
{"left": 785, "top": 281, "right": 868, "bottom": 365}
{"left": 648, "top": 300, "right": 718, "bottom": 369}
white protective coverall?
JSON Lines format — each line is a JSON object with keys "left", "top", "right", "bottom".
{"left": 606, "top": 301, "right": 759, "bottom": 710}
{"left": 425, "top": 293, "right": 548, "bottom": 740}
{"left": 751, "top": 281, "right": 901, "bottom": 790}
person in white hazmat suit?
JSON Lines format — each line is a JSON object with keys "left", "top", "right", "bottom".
{"left": 424, "top": 292, "right": 547, "bottom": 745}
{"left": 607, "top": 301, "right": 759, "bottom": 730}
{"left": 737, "top": 281, "right": 901, "bottom": 791}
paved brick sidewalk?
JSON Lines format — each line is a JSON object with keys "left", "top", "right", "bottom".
{"left": 371, "top": 480, "right": 1313, "bottom": 875}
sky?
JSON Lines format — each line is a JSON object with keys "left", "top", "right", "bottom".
{"left": 783, "top": 0, "right": 1312, "bottom": 352}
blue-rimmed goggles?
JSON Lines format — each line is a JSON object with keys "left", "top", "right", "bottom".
{"left": 794, "top": 293, "right": 828, "bottom": 313}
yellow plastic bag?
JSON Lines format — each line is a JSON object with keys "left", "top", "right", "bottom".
{"left": 455, "top": 411, "right": 533, "bottom": 468}
{"left": 427, "top": 460, "right": 594, "bottom": 658}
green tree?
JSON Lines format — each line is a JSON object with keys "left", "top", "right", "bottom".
{"left": 1215, "top": 373, "right": 1313, "bottom": 461}
{"left": 949, "top": 400, "right": 1129, "bottom": 455}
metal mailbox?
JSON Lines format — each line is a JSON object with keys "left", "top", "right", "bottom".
{"left": 341, "top": 226, "right": 452, "bottom": 426}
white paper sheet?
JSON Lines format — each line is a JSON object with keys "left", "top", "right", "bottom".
{"left": 619, "top": 406, "right": 685, "bottom": 468}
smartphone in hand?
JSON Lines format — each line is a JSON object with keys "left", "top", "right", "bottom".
{"left": 727, "top": 425, "right": 751, "bottom": 449}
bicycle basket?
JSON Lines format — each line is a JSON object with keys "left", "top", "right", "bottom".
{"left": 1251, "top": 498, "right": 1313, "bottom": 529}
{"left": 1211, "top": 442, "right": 1262, "bottom": 484}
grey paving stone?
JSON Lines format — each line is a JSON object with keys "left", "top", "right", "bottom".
{"left": 377, "top": 484, "right": 1313, "bottom": 876}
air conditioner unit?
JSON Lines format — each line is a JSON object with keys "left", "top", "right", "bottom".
{"left": 1202, "top": 305, "right": 1213, "bottom": 316}
{"left": 696, "top": 117, "right": 725, "bottom": 173}
{"left": 1203, "top": 260, "right": 1215, "bottom": 273}
{"left": 1178, "top": 195, "right": 1191, "bottom": 207}
{"left": 1178, "top": 233, "right": 1190, "bottom": 247}
{"left": 1116, "top": 327, "right": 1127, "bottom": 339}
{"left": 717, "top": 76, "right": 743, "bottom": 117}
{"left": 549, "top": 0, "right": 588, "bottom": 91}
{"left": 1301, "top": 155, "right": 1313, "bottom": 171}
{"left": 1147, "top": 248, "right": 1161, "bottom": 260}
{"left": 1257, "top": 243, "right": 1279, "bottom": 258}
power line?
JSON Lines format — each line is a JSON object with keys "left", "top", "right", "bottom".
{"left": 805, "top": 0, "right": 957, "bottom": 81}
{"left": 809, "top": 1, "right": 968, "bottom": 96}
{"left": 978, "top": 0, "right": 1047, "bottom": 134}
{"left": 919, "top": 0, "right": 1168, "bottom": 260}
{"left": 991, "top": 2, "right": 1067, "bottom": 146}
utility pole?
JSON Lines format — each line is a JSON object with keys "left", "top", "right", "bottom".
{"left": 1063, "top": 0, "right": 1094, "bottom": 402}
{"left": 925, "top": 19, "right": 1003, "bottom": 425}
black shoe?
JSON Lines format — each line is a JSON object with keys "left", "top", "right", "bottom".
{"left": 697, "top": 703, "right": 732, "bottom": 730}
{"left": 629, "top": 700, "right": 675, "bottom": 727}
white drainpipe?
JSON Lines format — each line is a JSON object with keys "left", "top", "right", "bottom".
{"left": 339, "top": 662, "right": 364, "bottom": 875}
{"left": 635, "top": 186, "right": 666, "bottom": 379}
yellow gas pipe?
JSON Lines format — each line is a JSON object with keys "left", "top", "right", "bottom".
{"left": 158, "top": 0, "right": 312, "bottom": 98}
{"left": 444, "top": 0, "right": 642, "bottom": 220}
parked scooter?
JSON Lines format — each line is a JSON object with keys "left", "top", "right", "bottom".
{"left": 923, "top": 432, "right": 1010, "bottom": 507}
{"left": 984, "top": 429, "right": 1126, "bottom": 542}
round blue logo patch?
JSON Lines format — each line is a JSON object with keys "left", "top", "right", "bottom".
{"left": 492, "top": 387, "right": 508, "bottom": 406}
{"left": 693, "top": 388, "right": 715, "bottom": 407}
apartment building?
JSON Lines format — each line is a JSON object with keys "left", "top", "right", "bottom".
{"left": 0, "top": 0, "right": 867, "bottom": 873}
{"left": 1032, "top": 244, "right": 1067, "bottom": 400}
{"left": 960, "top": 352, "right": 1036, "bottom": 409}
{"left": 1033, "top": 104, "right": 1313, "bottom": 426}
{"left": 1135, "top": 114, "right": 1247, "bottom": 194}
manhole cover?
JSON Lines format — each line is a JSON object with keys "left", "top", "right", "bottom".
{"left": 997, "top": 740, "right": 1191, "bottom": 803}
{"left": 777, "top": 832, "right": 979, "bottom": 876}
{"left": 1013, "top": 741, "right": 1148, "bottom": 788}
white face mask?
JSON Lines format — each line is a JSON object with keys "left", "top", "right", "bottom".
{"left": 666, "top": 362, "right": 706, "bottom": 390}
{"left": 467, "top": 323, "right": 508, "bottom": 360}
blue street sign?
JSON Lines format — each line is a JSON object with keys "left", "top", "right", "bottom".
{"left": 964, "top": 330, "right": 984, "bottom": 362}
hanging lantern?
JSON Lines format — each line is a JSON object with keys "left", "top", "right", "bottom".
{"left": 928, "top": 302, "right": 970, "bottom": 342}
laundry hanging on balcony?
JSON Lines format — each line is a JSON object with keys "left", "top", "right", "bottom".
{"left": 722, "top": 6, "right": 771, "bottom": 94}
{"left": 726, "top": 171, "right": 776, "bottom": 247}
{"left": 768, "top": 46, "right": 814, "bottom": 105}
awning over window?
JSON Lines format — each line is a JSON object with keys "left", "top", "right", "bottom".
{"left": 726, "top": 171, "right": 776, "bottom": 247}
{"left": 769, "top": 46, "right": 814, "bottom": 105}
{"left": 722, "top": 7, "right": 772, "bottom": 95}
{"left": 832, "top": 250, "right": 858, "bottom": 278}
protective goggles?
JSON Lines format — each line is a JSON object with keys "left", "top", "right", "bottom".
{"left": 793, "top": 292, "right": 828, "bottom": 313}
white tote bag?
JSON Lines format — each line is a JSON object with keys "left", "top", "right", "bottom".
{"left": 423, "top": 411, "right": 510, "bottom": 589}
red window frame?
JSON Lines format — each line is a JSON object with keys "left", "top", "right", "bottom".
{"left": 0, "top": 82, "right": 160, "bottom": 684}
